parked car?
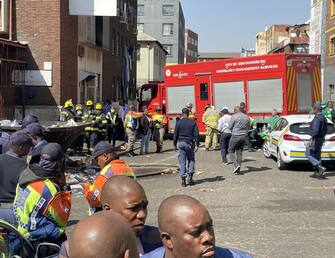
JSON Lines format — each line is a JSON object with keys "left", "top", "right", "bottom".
{"left": 263, "top": 115, "right": 335, "bottom": 170}
{"left": 0, "top": 219, "right": 60, "bottom": 258}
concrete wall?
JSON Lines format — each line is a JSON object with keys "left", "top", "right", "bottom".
{"left": 137, "top": 0, "right": 184, "bottom": 64}
{"left": 137, "top": 41, "right": 166, "bottom": 87}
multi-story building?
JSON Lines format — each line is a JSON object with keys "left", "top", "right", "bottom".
{"left": 321, "top": 0, "right": 335, "bottom": 100}
{"left": 137, "top": 0, "right": 185, "bottom": 65}
{"left": 184, "top": 28, "right": 198, "bottom": 63}
{"left": 255, "top": 25, "right": 291, "bottom": 55}
{"left": 136, "top": 31, "right": 167, "bottom": 88}
{"left": 0, "top": 0, "right": 138, "bottom": 120}
{"left": 198, "top": 52, "right": 240, "bottom": 62}
{"left": 269, "top": 24, "right": 310, "bottom": 54}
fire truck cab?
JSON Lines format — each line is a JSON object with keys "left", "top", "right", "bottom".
{"left": 138, "top": 53, "right": 322, "bottom": 134}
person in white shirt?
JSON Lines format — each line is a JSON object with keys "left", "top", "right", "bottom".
{"left": 218, "top": 107, "right": 232, "bottom": 164}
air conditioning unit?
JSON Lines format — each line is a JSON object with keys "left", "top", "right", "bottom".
{"left": 78, "top": 46, "right": 85, "bottom": 57}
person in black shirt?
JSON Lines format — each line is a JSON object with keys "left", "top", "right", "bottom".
{"left": 307, "top": 102, "right": 328, "bottom": 178}
{"left": 25, "top": 123, "right": 48, "bottom": 164}
{"left": 173, "top": 108, "right": 199, "bottom": 187}
{"left": 0, "top": 131, "right": 32, "bottom": 225}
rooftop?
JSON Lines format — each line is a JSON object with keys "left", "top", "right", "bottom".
{"left": 198, "top": 52, "right": 241, "bottom": 59}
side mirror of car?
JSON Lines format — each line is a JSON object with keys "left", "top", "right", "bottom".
{"left": 35, "top": 243, "right": 60, "bottom": 258}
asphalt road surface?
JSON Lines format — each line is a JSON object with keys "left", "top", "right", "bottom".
{"left": 68, "top": 140, "right": 335, "bottom": 258}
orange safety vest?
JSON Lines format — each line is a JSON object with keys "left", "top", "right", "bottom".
{"left": 83, "top": 160, "right": 136, "bottom": 208}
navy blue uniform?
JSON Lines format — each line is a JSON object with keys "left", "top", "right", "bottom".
{"left": 173, "top": 118, "right": 199, "bottom": 178}
{"left": 306, "top": 113, "right": 328, "bottom": 168}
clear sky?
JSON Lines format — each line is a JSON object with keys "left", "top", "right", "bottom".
{"left": 180, "top": 0, "right": 311, "bottom": 52}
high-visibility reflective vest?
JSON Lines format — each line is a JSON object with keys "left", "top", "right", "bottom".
{"left": 92, "top": 113, "right": 108, "bottom": 133}
{"left": 83, "top": 160, "right": 136, "bottom": 208}
{"left": 83, "top": 110, "right": 96, "bottom": 132}
{"left": 13, "top": 180, "right": 71, "bottom": 240}
{"left": 152, "top": 112, "right": 167, "bottom": 129}
{"left": 124, "top": 111, "right": 142, "bottom": 130}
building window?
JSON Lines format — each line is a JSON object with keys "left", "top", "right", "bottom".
{"left": 138, "top": 5, "right": 144, "bottom": 16}
{"left": 137, "top": 23, "right": 144, "bottom": 33}
{"left": 95, "top": 16, "right": 103, "bottom": 47}
{"left": 200, "top": 83, "right": 208, "bottom": 100}
{"left": 330, "top": 36, "right": 335, "bottom": 56}
{"left": 163, "top": 45, "right": 173, "bottom": 56}
{"left": 162, "top": 5, "right": 174, "bottom": 16}
{"left": 331, "top": 0, "right": 335, "bottom": 17}
{"left": 112, "top": 30, "right": 116, "bottom": 55}
{"left": 136, "top": 45, "right": 141, "bottom": 61}
{"left": 162, "top": 23, "right": 173, "bottom": 36}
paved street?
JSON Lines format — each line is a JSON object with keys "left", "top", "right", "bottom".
{"left": 68, "top": 140, "right": 335, "bottom": 258}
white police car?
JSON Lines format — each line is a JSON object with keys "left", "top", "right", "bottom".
{"left": 263, "top": 115, "right": 335, "bottom": 170}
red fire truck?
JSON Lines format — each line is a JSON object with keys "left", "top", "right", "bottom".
{"left": 138, "top": 53, "right": 321, "bottom": 134}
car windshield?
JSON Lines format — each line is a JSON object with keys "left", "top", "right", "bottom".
{"left": 290, "top": 122, "right": 335, "bottom": 135}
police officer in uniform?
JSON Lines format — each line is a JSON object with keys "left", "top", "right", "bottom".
{"left": 173, "top": 108, "right": 199, "bottom": 187}
{"left": 13, "top": 143, "right": 71, "bottom": 247}
{"left": 106, "top": 106, "right": 119, "bottom": 147}
{"left": 307, "top": 102, "right": 328, "bottom": 178}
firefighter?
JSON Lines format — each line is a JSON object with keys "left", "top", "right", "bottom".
{"left": 124, "top": 105, "right": 142, "bottom": 157}
{"left": 82, "top": 141, "right": 135, "bottom": 213}
{"left": 72, "top": 104, "right": 85, "bottom": 153}
{"left": 83, "top": 99, "right": 96, "bottom": 154}
{"left": 202, "top": 105, "right": 220, "bottom": 151}
{"left": 185, "top": 102, "right": 196, "bottom": 120}
{"left": 152, "top": 106, "right": 167, "bottom": 153}
{"left": 59, "top": 99, "right": 76, "bottom": 122}
{"left": 13, "top": 143, "right": 71, "bottom": 247}
{"left": 91, "top": 103, "right": 108, "bottom": 148}
{"left": 106, "top": 106, "right": 119, "bottom": 147}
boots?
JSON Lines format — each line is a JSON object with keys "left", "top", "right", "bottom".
{"left": 181, "top": 177, "right": 186, "bottom": 187}
{"left": 188, "top": 175, "right": 195, "bottom": 186}
{"left": 156, "top": 146, "right": 161, "bottom": 153}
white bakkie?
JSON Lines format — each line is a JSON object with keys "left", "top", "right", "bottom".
{"left": 263, "top": 115, "right": 335, "bottom": 170}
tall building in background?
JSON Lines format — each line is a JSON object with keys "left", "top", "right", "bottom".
{"left": 137, "top": 0, "right": 185, "bottom": 64}
{"left": 184, "top": 28, "right": 198, "bottom": 63}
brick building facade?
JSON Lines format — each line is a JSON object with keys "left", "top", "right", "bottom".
{"left": 0, "top": 0, "right": 137, "bottom": 120}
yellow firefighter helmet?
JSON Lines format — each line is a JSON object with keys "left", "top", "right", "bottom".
{"left": 86, "top": 99, "right": 93, "bottom": 106}
{"left": 95, "top": 103, "right": 103, "bottom": 110}
{"left": 76, "top": 104, "right": 83, "bottom": 111}
{"left": 64, "top": 99, "right": 73, "bottom": 108}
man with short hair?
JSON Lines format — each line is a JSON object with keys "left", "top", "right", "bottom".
{"left": 307, "top": 102, "right": 328, "bottom": 178}
{"left": 218, "top": 107, "right": 232, "bottom": 164}
{"left": 25, "top": 122, "right": 48, "bottom": 164}
{"left": 82, "top": 141, "right": 135, "bottom": 212}
{"left": 101, "top": 176, "right": 162, "bottom": 255}
{"left": 69, "top": 211, "right": 139, "bottom": 258}
{"left": 142, "top": 195, "right": 252, "bottom": 258}
{"left": 22, "top": 113, "right": 39, "bottom": 129}
{"left": 0, "top": 131, "right": 32, "bottom": 225}
{"left": 228, "top": 106, "right": 250, "bottom": 175}
{"left": 173, "top": 108, "right": 199, "bottom": 187}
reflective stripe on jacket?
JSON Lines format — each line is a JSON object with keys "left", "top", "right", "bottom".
{"left": 13, "top": 180, "right": 71, "bottom": 240}
{"left": 83, "top": 111, "right": 96, "bottom": 132}
{"left": 152, "top": 113, "right": 167, "bottom": 129}
{"left": 83, "top": 160, "right": 135, "bottom": 208}
{"left": 125, "top": 111, "right": 142, "bottom": 129}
